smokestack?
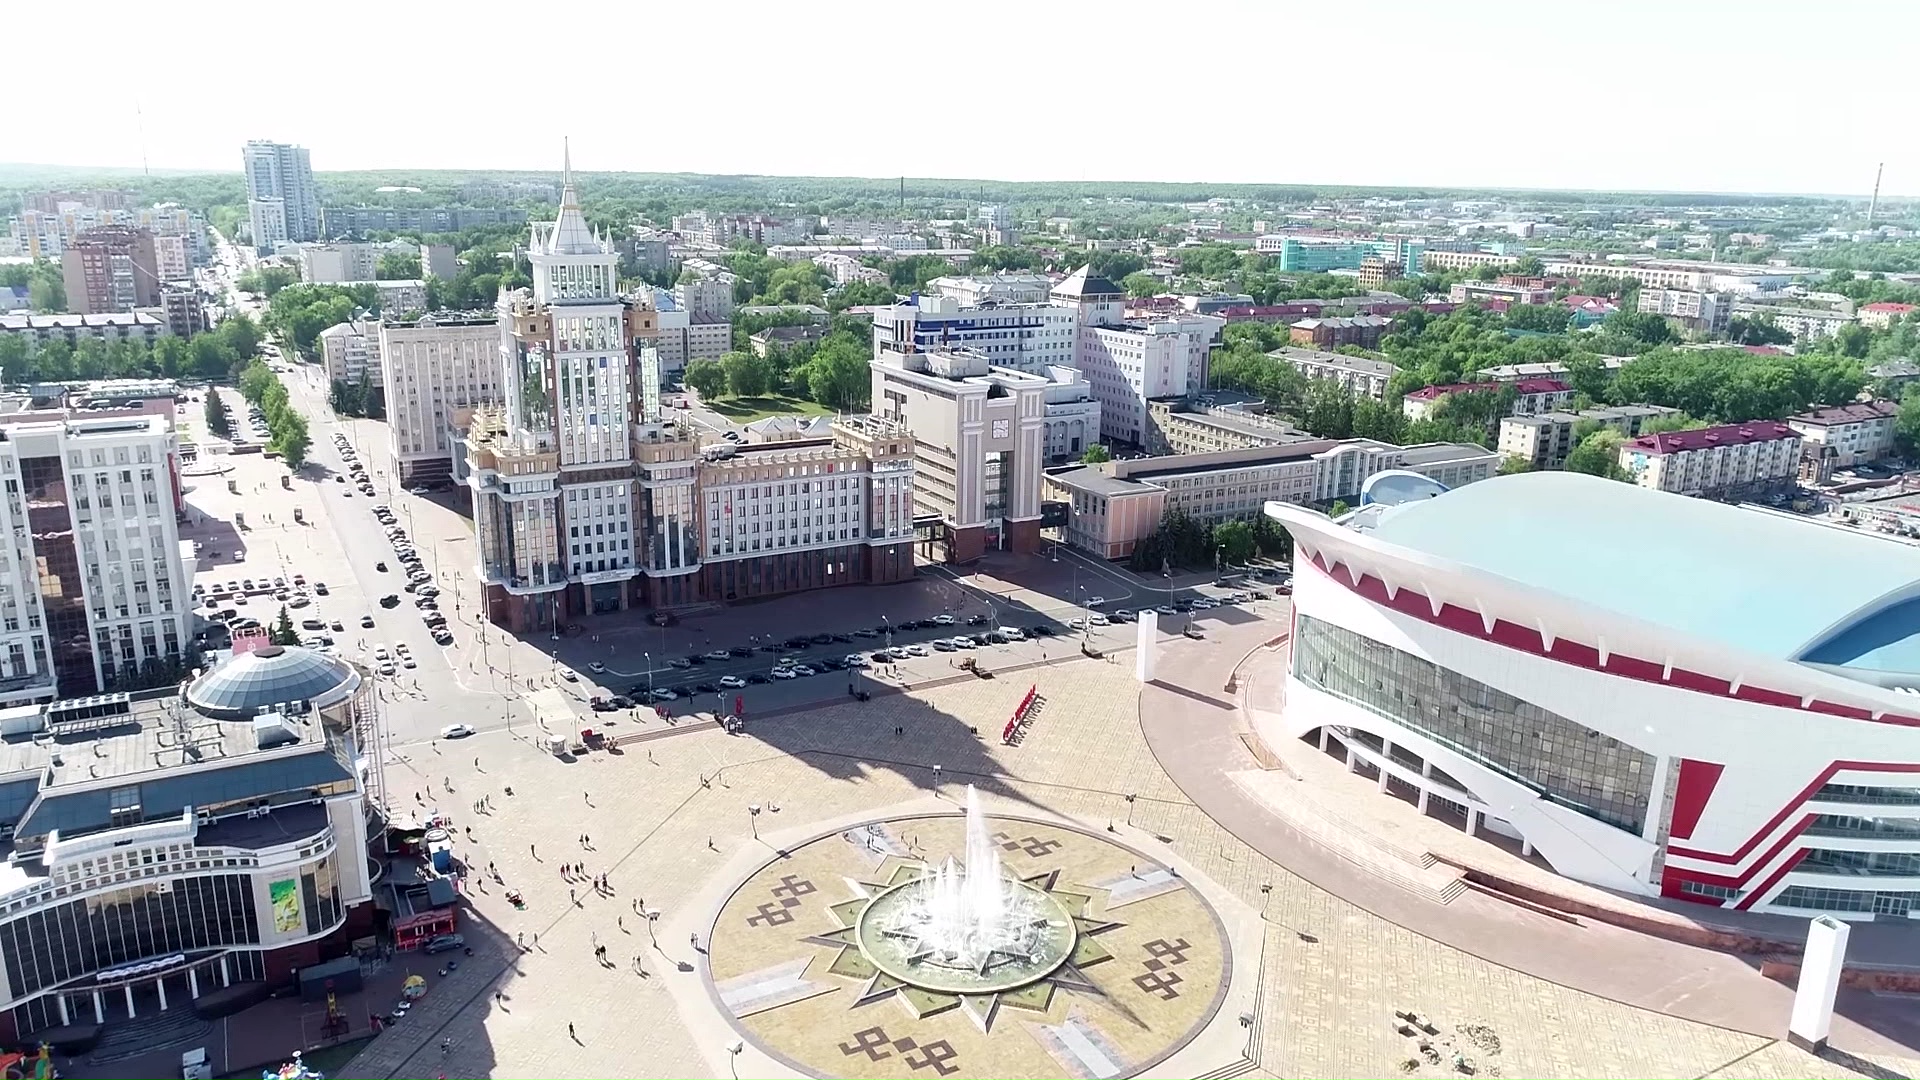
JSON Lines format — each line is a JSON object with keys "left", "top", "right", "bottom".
{"left": 1868, "top": 162, "right": 1884, "bottom": 228}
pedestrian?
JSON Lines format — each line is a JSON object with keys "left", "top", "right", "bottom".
{"left": 570, "top": 887, "right": 576, "bottom": 903}
{"left": 516, "top": 931, "right": 524, "bottom": 949}
{"left": 690, "top": 932, "right": 700, "bottom": 952}
{"left": 530, "top": 843, "right": 537, "bottom": 858}
{"left": 618, "top": 915, "right": 624, "bottom": 931}
{"left": 569, "top": 1022, "right": 576, "bottom": 1040}
{"left": 632, "top": 898, "right": 639, "bottom": 914}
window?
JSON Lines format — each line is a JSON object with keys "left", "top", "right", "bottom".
{"left": 1293, "top": 615, "right": 1655, "bottom": 833}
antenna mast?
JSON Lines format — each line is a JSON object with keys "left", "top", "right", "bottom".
{"left": 1867, "top": 162, "right": 1884, "bottom": 228}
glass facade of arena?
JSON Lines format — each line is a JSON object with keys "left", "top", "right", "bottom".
{"left": 1292, "top": 615, "right": 1656, "bottom": 834}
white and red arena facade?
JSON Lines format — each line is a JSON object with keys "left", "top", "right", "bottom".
{"left": 1266, "top": 470, "right": 1920, "bottom": 920}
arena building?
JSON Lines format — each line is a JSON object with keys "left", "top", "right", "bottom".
{"left": 0, "top": 644, "right": 378, "bottom": 1041}
{"left": 1266, "top": 470, "right": 1920, "bottom": 920}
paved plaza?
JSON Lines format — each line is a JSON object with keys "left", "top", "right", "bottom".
{"left": 332, "top": 653, "right": 1920, "bottom": 1080}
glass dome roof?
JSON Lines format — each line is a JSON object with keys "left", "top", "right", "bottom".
{"left": 185, "top": 645, "right": 361, "bottom": 720}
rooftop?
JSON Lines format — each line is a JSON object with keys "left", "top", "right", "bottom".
{"left": 1044, "top": 465, "right": 1157, "bottom": 498}
{"left": 1366, "top": 470, "right": 1920, "bottom": 665}
{"left": 1050, "top": 264, "right": 1124, "bottom": 299}
{"left": 1269, "top": 346, "right": 1398, "bottom": 377}
{"left": 1405, "top": 378, "right": 1569, "bottom": 401}
{"left": 1789, "top": 400, "right": 1899, "bottom": 427}
{"left": 1625, "top": 420, "right": 1797, "bottom": 454}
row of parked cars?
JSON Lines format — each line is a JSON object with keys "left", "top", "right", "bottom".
{"left": 332, "top": 434, "right": 377, "bottom": 498}
{"left": 371, "top": 499, "right": 453, "bottom": 649}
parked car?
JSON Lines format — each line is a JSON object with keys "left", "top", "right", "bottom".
{"left": 423, "top": 934, "right": 466, "bottom": 954}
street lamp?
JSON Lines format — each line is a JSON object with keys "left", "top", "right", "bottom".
{"left": 882, "top": 614, "right": 891, "bottom": 653}
{"left": 643, "top": 651, "right": 653, "bottom": 702}
{"left": 748, "top": 804, "right": 761, "bottom": 839}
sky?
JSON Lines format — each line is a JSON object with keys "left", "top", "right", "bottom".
{"left": 13, "top": 0, "right": 1920, "bottom": 198}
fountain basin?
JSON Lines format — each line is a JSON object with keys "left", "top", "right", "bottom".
{"left": 855, "top": 876, "right": 1078, "bottom": 995}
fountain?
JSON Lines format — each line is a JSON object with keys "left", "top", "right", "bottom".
{"left": 855, "top": 786, "right": 1077, "bottom": 994}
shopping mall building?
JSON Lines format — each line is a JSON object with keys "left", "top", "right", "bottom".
{"left": 0, "top": 644, "right": 376, "bottom": 1041}
{"left": 1267, "top": 470, "right": 1920, "bottom": 920}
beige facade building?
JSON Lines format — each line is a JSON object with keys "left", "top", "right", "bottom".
{"left": 871, "top": 347, "right": 1048, "bottom": 562}
{"left": 1544, "top": 260, "right": 1713, "bottom": 290}
{"left": 1787, "top": 400, "right": 1899, "bottom": 468}
{"left": 1618, "top": 421, "right": 1800, "bottom": 499}
{"left": 296, "top": 242, "right": 378, "bottom": 283}
{"left": 693, "top": 416, "right": 917, "bottom": 602}
{"left": 1638, "top": 289, "right": 1733, "bottom": 335}
{"left": 1497, "top": 404, "right": 1681, "bottom": 471}
{"left": 1046, "top": 438, "right": 1500, "bottom": 559}
{"left": 380, "top": 313, "right": 501, "bottom": 486}
{"left": 1273, "top": 346, "right": 1398, "bottom": 400}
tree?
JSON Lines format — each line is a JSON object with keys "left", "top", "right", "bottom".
{"left": 1498, "top": 454, "right": 1534, "bottom": 475}
{"left": 271, "top": 411, "right": 310, "bottom": 469}
{"left": 1505, "top": 304, "right": 1572, "bottom": 333}
{"left": 0, "top": 335, "right": 26, "bottom": 384}
{"left": 1897, "top": 387, "right": 1920, "bottom": 456}
{"left": 720, "top": 351, "right": 773, "bottom": 398}
{"left": 270, "top": 605, "right": 301, "bottom": 646}
{"left": 215, "top": 313, "right": 261, "bottom": 359}
{"left": 797, "top": 335, "right": 870, "bottom": 410}
{"left": 1214, "top": 520, "right": 1256, "bottom": 566}
{"left": 1513, "top": 255, "right": 1546, "bottom": 277}
{"left": 684, "top": 359, "right": 727, "bottom": 399}
{"left": 828, "top": 281, "right": 897, "bottom": 310}
{"left": 1564, "top": 428, "right": 1628, "bottom": 481}
{"left": 1727, "top": 315, "right": 1792, "bottom": 346}
{"left": 1122, "top": 272, "right": 1161, "bottom": 298}
{"left": 204, "top": 392, "right": 231, "bottom": 438}
{"left": 377, "top": 252, "right": 422, "bottom": 280}
{"left": 1329, "top": 500, "right": 1351, "bottom": 518}
{"left": 1080, "top": 444, "right": 1111, "bottom": 464}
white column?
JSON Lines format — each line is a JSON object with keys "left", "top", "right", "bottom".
{"left": 1466, "top": 808, "right": 1480, "bottom": 837}
{"left": 221, "top": 956, "right": 231, "bottom": 987}
{"left": 1642, "top": 754, "right": 1672, "bottom": 843}
{"left": 1318, "top": 726, "right": 1330, "bottom": 752}
{"left": 1789, "top": 916, "right": 1850, "bottom": 1052}
{"left": 189, "top": 967, "right": 200, "bottom": 999}
{"left": 1134, "top": 611, "right": 1158, "bottom": 683}
{"left": 157, "top": 976, "right": 167, "bottom": 1011}
{"left": 92, "top": 991, "right": 103, "bottom": 1024}
{"left": 55, "top": 995, "right": 67, "bottom": 1025}
{"left": 1521, "top": 838, "right": 1534, "bottom": 858}
{"left": 124, "top": 985, "right": 135, "bottom": 1018}
{"left": 1377, "top": 762, "right": 1391, "bottom": 792}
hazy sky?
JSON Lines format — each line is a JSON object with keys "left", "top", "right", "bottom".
{"left": 14, "top": 0, "right": 1919, "bottom": 197}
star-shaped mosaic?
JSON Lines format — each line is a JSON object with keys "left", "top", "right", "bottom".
{"left": 801, "top": 861, "right": 1122, "bottom": 1033}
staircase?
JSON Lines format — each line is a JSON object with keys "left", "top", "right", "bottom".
{"left": 1229, "top": 769, "right": 1465, "bottom": 905}
{"left": 82, "top": 1004, "right": 215, "bottom": 1064}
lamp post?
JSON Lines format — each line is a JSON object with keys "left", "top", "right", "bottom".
{"left": 644, "top": 651, "right": 653, "bottom": 703}
{"left": 748, "top": 804, "right": 761, "bottom": 839}
{"left": 882, "top": 614, "right": 891, "bottom": 654}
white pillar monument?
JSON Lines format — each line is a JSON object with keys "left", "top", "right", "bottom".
{"left": 1134, "top": 610, "right": 1158, "bottom": 683}
{"left": 1788, "top": 914, "right": 1850, "bottom": 1052}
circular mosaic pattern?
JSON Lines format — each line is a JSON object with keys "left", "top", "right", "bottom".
{"left": 703, "top": 812, "right": 1232, "bottom": 1079}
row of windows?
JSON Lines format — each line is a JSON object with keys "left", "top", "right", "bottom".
{"left": 1814, "top": 783, "right": 1920, "bottom": 806}
{"left": 1773, "top": 885, "right": 1918, "bottom": 915}
{"left": 1292, "top": 615, "right": 1656, "bottom": 834}
{"left": 1799, "top": 848, "right": 1920, "bottom": 876}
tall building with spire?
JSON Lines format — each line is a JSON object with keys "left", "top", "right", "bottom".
{"left": 465, "top": 147, "right": 695, "bottom": 631}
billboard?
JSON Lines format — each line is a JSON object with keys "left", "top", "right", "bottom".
{"left": 269, "top": 878, "right": 303, "bottom": 934}
{"left": 639, "top": 344, "right": 662, "bottom": 424}
{"left": 1039, "top": 501, "right": 1071, "bottom": 528}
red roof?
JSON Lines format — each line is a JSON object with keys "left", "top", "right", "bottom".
{"left": 1862, "top": 302, "right": 1916, "bottom": 313}
{"left": 1626, "top": 421, "right": 1797, "bottom": 455}
{"left": 1741, "top": 345, "right": 1786, "bottom": 356}
{"left": 1789, "top": 399, "right": 1899, "bottom": 426}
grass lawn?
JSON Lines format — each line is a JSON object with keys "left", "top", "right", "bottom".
{"left": 705, "top": 395, "right": 836, "bottom": 423}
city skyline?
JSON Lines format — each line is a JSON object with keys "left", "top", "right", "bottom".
{"left": 6, "top": 0, "right": 1918, "bottom": 199}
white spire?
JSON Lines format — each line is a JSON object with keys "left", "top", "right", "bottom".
{"left": 562, "top": 137, "right": 573, "bottom": 193}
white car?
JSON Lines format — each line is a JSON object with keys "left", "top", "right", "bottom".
{"left": 440, "top": 723, "right": 475, "bottom": 739}
{"left": 377, "top": 662, "right": 396, "bottom": 676}
{"left": 791, "top": 665, "right": 817, "bottom": 677}
{"left": 373, "top": 646, "right": 390, "bottom": 661}
{"left": 842, "top": 654, "right": 869, "bottom": 668}
{"left": 770, "top": 667, "right": 798, "bottom": 680}
{"left": 401, "top": 657, "right": 418, "bottom": 669}
{"left": 650, "top": 688, "right": 678, "bottom": 701}
{"left": 904, "top": 644, "right": 930, "bottom": 657}
{"left": 1000, "top": 628, "right": 1027, "bottom": 641}
{"left": 1086, "top": 596, "right": 1105, "bottom": 607}
{"left": 930, "top": 613, "right": 956, "bottom": 625}
{"left": 558, "top": 668, "right": 578, "bottom": 682}
{"left": 705, "top": 650, "right": 731, "bottom": 661}
{"left": 718, "top": 675, "right": 748, "bottom": 688}
{"left": 588, "top": 661, "right": 606, "bottom": 673}
{"left": 1090, "top": 613, "right": 1110, "bottom": 626}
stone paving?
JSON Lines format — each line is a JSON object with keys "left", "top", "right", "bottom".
{"left": 341, "top": 623, "right": 1920, "bottom": 1080}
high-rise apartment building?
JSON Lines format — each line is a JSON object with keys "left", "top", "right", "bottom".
{"left": 242, "top": 140, "right": 319, "bottom": 252}
{"left": 297, "top": 242, "right": 378, "bottom": 283}
{"left": 673, "top": 274, "right": 735, "bottom": 325}
{"left": 0, "top": 413, "right": 190, "bottom": 699}
{"left": 871, "top": 295, "right": 1079, "bottom": 375}
{"left": 1054, "top": 266, "right": 1223, "bottom": 447}
{"left": 60, "top": 227, "right": 160, "bottom": 315}
{"left": 381, "top": 314, "right": 502, "bottom": 486}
